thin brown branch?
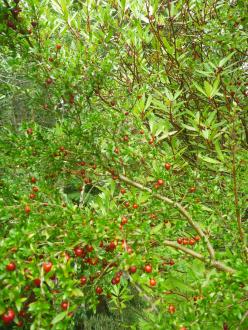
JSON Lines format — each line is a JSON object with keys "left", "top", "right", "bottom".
{"left": 163, "top": 240, "right": 235, "bottom": 274}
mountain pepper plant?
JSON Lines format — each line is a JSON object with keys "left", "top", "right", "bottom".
{"left": 0, "top": 0, "right": 247, "bottom": 329}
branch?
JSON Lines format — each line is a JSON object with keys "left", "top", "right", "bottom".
{"left": 163, "top": 240, "right": 235, "bottom": 274}
{"left": 118, "top": 174, "right": 215, "bottom": 260}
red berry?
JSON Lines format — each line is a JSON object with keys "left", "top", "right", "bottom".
{"left": 31, "top": 177, "right": 37, "bottom": 183}
{"left": 61, "top": 301, "right": 69, "bottom": 310}
{"left": 29, "top": 193, "right": 36, "bottom": 199}
{"left": 84, "top": 177, "right": 92, "bottom": 184}
{"left": 182, "top": 239, "right": 188, "bottom": 245}
{"left": 46, "top": 77, "right": 53, "bottom": 85}
{"left": 74, "top": 247, "right": 84, "bottom": 257}
{"left": 33, "top": 278, "right": 41, "bottom": 287}
{"left": 6, "top": 262, "right": 16, "bottom": 272}
{"left": 144, "top": 264, "right": 152, "bottom": 273}
{"left": 80, "top": 170, "right": 85, "bottom": 177}
{"left": 168, "top": 304, "right": 176, "bottom": 314}
{"left": 86, "top": 245, "right": 94, "bottom": 253}
{"left": 24, "top": 285, "right": 30, "bottom": 291}
{"left": 17, "top": 320, "right": 23, "bottom": 327}
{"left": 31, "top": 21, "right": 38, "bottom": 27}
{"left": 169, "top": 259, "right": 175, "bottom": 266}
{"left": 43, "top": 262, "right": 52, "bottom": 273}
{"left": 32, "top": 186, "right": 39, "bottom": 192}
{"left": 124, "top": 201, "right": 130, "bottom": 207}
{"left": 91, "top": 257, "right": 98, "bottom": 265}
{"left": 69, "top": 95, "right": 75, "bottom": 104}
{"left": 133, "top": 203, "right": 138, "bottom": 209}
{"left": 120, "top": 188, "right": 126, "bottom": 194}
{"left": 157, "top": 179, "right": 164, "bottom": 186}
{"left": 114, "top": 147, "right": 119, "bottom": 154}
{"left": 165, "top": 163, "right": 171, "bottom": 170}
{"left": 150, "top": 279, "right": 156, "bottom": 287}
{"left": 129, "top": 265, "right": 137, "bottom": 274}
{"left": 111, "top": 276, "right": 120, "bottom": 285}
{"left": 116, "top": 271, "right": 123, "bottom": 277}
{"left": 19, "top": 310, "right": 26, "bottom": 318}
{"left": 127, "top": 246, "right": 133, "bottom": 254}
{"left": 56, "top": 44, "right": 62, "bottom": 50}
{"left": 195, "top": 236, "right": 200, "bottom": 242}
{"left": 108, "top": 241, "right": 116, "bottom": 251}
{"left": 177, "top": 238, "right": 183, "bottom": 244}
{"left": 7, "top": 21, "right": 16, "bottom": 29}
{"left": 1, "top": 309, "right": 15, "bottom": 324}
{"left": 189, "top": 186, "right": 196, "bottom": 193}
{"left": 115, "top": 276, "right": 121, "bottom": 284}
{"left": 121, "top": 216, "right": 128, "bottom": 225}
{"left": 26, "top": 128, "right": 33, "bottom": 135}
{"left": 189, "top": 239, "right": 195, "bottom": 246}
{"left": 80, "top": 276, "right": 87, "bottom": 285}
{"left": 154, "top": 183, "right": 160, "bottom": 189}
{"left": 180, "top": 327, "right": 187, "bottom": 330}
{"left": 25, "top": 205, "right": 31, "bottom": 213}
{"left": 123, "top": 135, "right": 129, "bottom": 142}
{"left": 12, "top": 7, "right": 21, "bottom": 15}
{"left": 64, "top": 252, "right": 70, "bottom": 261}
{"left": 95, "top": 286, "right": 103, "bottom": 295}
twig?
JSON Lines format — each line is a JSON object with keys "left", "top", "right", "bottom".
{"left": 163, "top": 240, "right": 235, "bottom": 274}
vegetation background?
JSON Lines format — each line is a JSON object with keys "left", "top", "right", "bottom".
{"left": 0, "top": 0, "right": 247, "bottom": 329}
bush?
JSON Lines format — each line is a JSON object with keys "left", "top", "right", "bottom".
{"left": 0, "top": 0, "right": 247, "bottom": 329}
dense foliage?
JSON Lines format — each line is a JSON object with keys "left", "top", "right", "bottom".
{"left": 0, "top": 0, "right": 247, "bottom": 329}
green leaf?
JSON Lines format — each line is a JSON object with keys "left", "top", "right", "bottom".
{"left": 214, "top": 141, "right": 225, "bottom": 161}
{"left": 0, "top": 305, "right": 5, "bottom": 315}
{"left": 181, "top": 124, "right": 197, "bottom": 132}
{"left": 210, "top": 76, "right": 220, "bottom": 98}
{"left": 191, "top": 259, "right": 205, "bottom": 277}
{"left": 51, "top": 0, "right": 63, "bottom": 15}
{"left": 150, "top": 222, "right": 163, "bottom": 234}
{"left": 193, "top": 82, "right": 207, "bottom": 96}
{"left": 165, "top": 276, "right": 194, "bottom": 292}
{"left": 161, "top": 37, "right": 174, "bottom": 56}
{"left": 51, "top": 311, "right": 68, "bottom": 325}
{"left": 71, "top": 288, "right": 84, "bottom": 297}
{"left": 145, "top": 95, "right": 153, "bottom": 111}
{"left": 137, "top": 192, "right": 150, "bottom": 203}
{"left": 219, "top": 52, "right": 235, "bottom": 67}
{"left": 198, "top": 155, "right": 220, "bottom": 164}
{"left": 15, "top": 298, "right": 27, "bottom": 312}
{"left": 204, "top": 81, "right": 212, "bottom": 97}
